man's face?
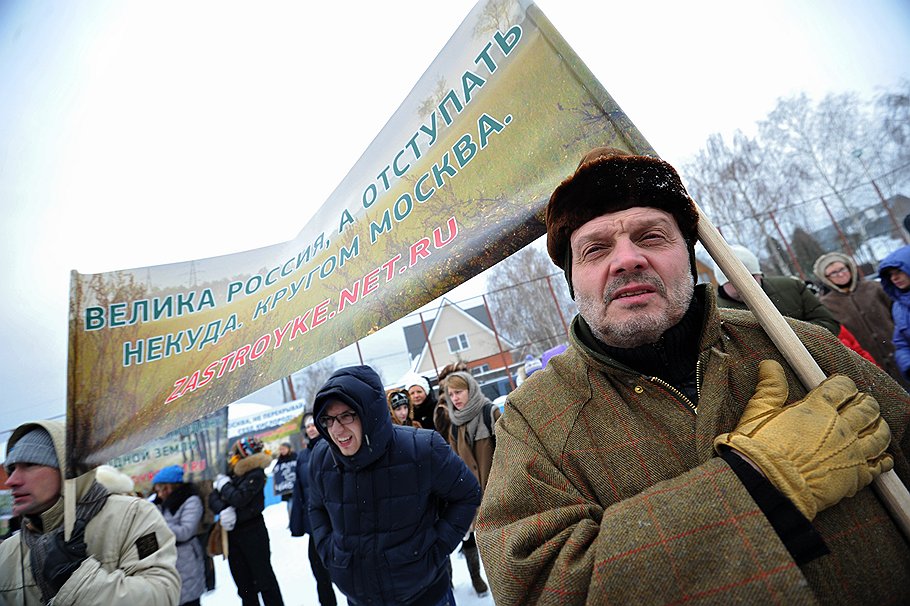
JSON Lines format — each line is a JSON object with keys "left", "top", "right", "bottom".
{"left": 570, "top": 207, "right": 694, "bottom": 347}
{"left": 7, "top": 462, "right": 62, "bottom": 517}
{"left": 408, "top": 386, "right": 427, "bottom": 406}
{"left": 824, "top": 261, "right": 852, "bottom": 287}
{"left": 321, "top": 400, "right": 363, "bottom": 456}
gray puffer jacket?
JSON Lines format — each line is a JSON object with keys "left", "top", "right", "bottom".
{"left": 156, "top": 483, "right": 206, "bottom": 604}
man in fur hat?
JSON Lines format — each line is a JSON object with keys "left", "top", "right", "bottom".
{"left": 0, "top": 420, "right": 180, "bottom": 605}
{"left": 475, "top": 146, "right": 910, "bottom": 604}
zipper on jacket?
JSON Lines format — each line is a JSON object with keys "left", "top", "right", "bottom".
{"left": 649, "top": 375, "right": 698, "bottom": 415}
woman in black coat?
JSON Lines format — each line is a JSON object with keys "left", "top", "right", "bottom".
{"left": 290, "top": 414, "right": 337, "bottom": 606}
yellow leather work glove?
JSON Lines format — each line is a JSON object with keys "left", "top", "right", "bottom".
{"left": 714, "top": 359, "right": 893, "bottom": 520}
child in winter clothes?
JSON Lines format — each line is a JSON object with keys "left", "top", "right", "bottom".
{"left": 209, "top": 436, "right": 285, "bottom": 606}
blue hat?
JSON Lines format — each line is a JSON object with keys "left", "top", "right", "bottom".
{"left": 152, "top": 465, "right": 184, "bottom": 484}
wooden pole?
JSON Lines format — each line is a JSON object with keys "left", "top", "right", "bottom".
{"left": 694, "top": 199, "right": 910, "bottom": 538}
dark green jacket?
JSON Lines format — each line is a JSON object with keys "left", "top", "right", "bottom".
{"left": 477, "top": 286, "right": 910, "bottom": 605}
{"left": 717, "top": 275, "right": 840, "bottom": 336}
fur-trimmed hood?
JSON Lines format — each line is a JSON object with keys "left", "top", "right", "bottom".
{"left": 94, "top": 464, "right": 135, "bottom": 495}
{"left": 814, "top": 252, "right": 858, "bottom": 293}
{"left": 232, "top": 451, "right": 272, "bottom": 477}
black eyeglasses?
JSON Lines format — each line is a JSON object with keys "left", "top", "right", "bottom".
{"left": 318, "top": 410, "right": 357, "bottom": 428}
{"left": 825, "top": 267, "right": 849, "bottom": 278}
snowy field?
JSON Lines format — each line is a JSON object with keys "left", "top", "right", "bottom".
{"left": 201, "top": 503, "right": 496, "bottom": 606}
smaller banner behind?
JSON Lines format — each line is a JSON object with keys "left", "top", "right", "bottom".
{"left": 107, "top": 407, "right": 228, "bottom": 496}
{"left": 229, "top": 399, "right": 307, "bottom": 457}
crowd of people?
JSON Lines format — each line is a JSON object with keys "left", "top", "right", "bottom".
{"left": 3, "top": 145, "right": 910, "bottom": 605}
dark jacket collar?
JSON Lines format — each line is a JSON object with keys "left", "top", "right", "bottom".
{"left": 572, "top": 285, "right": 718, "bottom": 385}
{"left": 160, "top": 482, "right": 197, "bottom": 515}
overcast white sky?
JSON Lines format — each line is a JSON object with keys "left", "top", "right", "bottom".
{"left": 1, "top": 0, "right": 909, "bottom": 437}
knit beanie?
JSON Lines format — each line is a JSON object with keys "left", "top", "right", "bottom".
{"left": 5, "top": 427, "right": 58, "bottom": 471}
{"left": 232, "top": 436, "right": 264, "bottom": 459}
{"left": 713, "top": 244, "right": 762, "bottom": 285}
{"left": 405, "top": 374, "right": 431, "bottom": 394}
{"left": 389, "top": 390, "right": 410, "bottom": 409}
{"left": 151, "top": 464, "right": 184, "bottom": 484}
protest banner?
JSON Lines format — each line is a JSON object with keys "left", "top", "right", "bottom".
{"left": 67, "top": 0, "right": 657, "bottom": 474}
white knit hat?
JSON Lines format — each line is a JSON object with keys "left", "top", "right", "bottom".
{"left": 404, "top": 374, "right": 431, "bottom": 393}
{"left": 714, "top": 244, "right": 762, "bottom": 285}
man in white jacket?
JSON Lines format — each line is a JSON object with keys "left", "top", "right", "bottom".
{"left": 0, "top": 420, "right": 180, "bottom": 605}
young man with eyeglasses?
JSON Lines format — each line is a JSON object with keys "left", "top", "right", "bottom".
{"left": 308, "top": 365, "right": 481, "bottom": 606}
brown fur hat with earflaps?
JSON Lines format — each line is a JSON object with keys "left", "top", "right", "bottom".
{"left": 546, "top": 146, "right": 700, "bottom": 283}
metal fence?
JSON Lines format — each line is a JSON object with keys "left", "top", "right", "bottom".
{"left": 705, "top": 163, "right": 910, "bottom": 280}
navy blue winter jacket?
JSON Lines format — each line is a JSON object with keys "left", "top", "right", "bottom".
{"left": 290, "top": 433, "right": 323, "bottom": 537}
{"left": 880, "top": 244, "right": 910, "bottom": 377}
{"left": 308, "top": 365, "right": 481, "bottom": 606}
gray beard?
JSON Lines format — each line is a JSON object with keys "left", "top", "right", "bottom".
{"left": 577, "top": 273, "right": 694, "bottom": 348}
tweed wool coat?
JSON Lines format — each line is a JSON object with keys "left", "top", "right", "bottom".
{"left": 476, "top": 287, "right": 910, "bottom": 605}
{"left": 718, "top": 275, "right": 840, "bottom": 336}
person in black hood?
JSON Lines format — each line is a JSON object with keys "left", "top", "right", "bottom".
{"left": 290, "top": 413, "right": 337, "bottom": 606}
{"left": 308, "top": 365, "right": 481, "bottom": 606}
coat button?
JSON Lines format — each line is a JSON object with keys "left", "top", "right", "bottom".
{"left": 634, "top": 386, "right": 644, "bottom": 393}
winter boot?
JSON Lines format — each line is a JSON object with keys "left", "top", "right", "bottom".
{"left": 463, "top": 538, "right": 489, "bottom": 595}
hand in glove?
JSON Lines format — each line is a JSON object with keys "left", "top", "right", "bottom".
{"left": 214, "top": 473, "right": 230, "bottom": 491}
{"left": 715, "top": 359, "right": 893, "bottom": 520}
{"left": 43, "top": 518, "right": 89, "bottom": 594}
{"left": 219, "top": 506, "right": 237, "bottom": 531}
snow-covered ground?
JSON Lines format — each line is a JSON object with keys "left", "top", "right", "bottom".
{"left": 201, "top": 503, "right": 496, "bottom": 606}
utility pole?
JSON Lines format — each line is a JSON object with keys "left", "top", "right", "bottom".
{"left": 853, "top": 149, "right": 909, "bottom": 244}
